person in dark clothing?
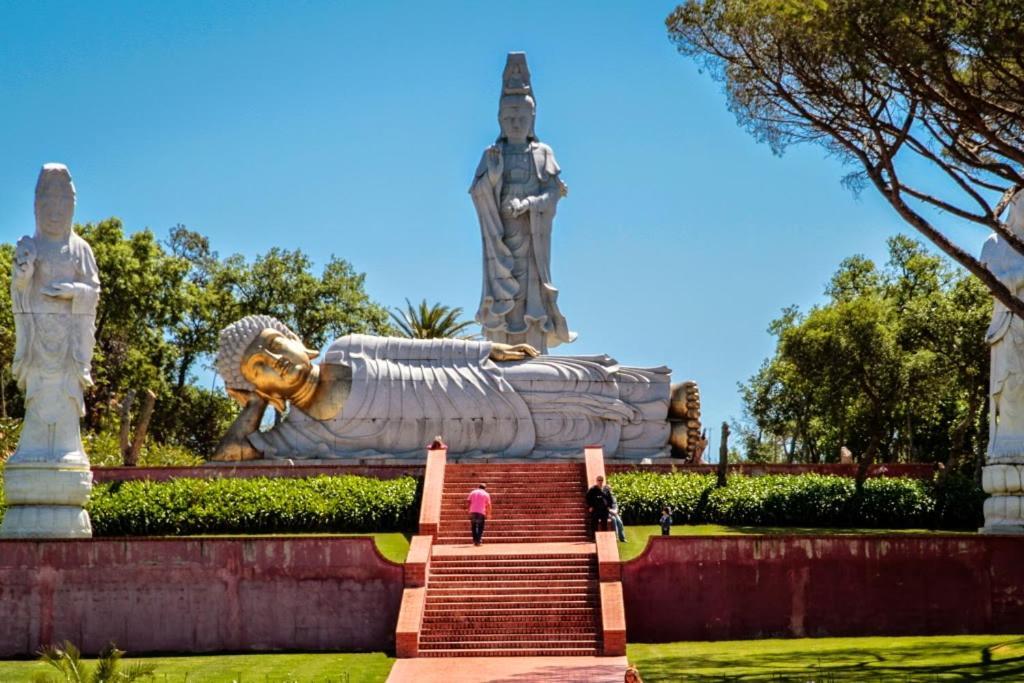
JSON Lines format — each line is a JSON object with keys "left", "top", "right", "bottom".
{"left": 659, "top": 507, "right": 672, "bottom": 536}
{"left": 586, "top": 475, "right": 613, "bottom": 533}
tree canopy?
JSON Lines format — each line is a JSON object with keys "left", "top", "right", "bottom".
{"left": 1, "top": 220, "right": 393, "bottom": 458}
{"left": 739, "top": 236, "right": 990, "bottom": 473}
{"left": 668, "top": 0, "right": 1024, "bottom": 315}
{"left": 389, "top": 299, "right": 475, "bottom": 339}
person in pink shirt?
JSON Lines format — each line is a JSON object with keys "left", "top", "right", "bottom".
{"left": 466, "top": 483, "right": 492, "bottom": 546}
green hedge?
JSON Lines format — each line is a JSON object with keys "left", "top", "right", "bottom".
{"left": 608, "top": 472, "right": 985, "bottom": 530}
{"left": 85, "top": 475, "right": 419, "bottom": 536}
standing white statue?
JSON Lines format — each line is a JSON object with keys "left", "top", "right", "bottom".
{"left": 0, "top": 164, "right": 100, "bottom": 538}
{"left": 980, "top": 190, "right": 1024, "bottom": 533}
{"left": 470, "top": 52, "right": 576, "bottom": 354}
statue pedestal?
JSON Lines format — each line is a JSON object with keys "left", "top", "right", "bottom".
{"left": 980, "top": 463, "right": 1024, "bottom": 534}
{"left": 0, "top": 463, "right": 93, "bottom": 538}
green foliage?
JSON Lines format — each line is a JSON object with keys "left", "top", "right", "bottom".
{"left": 666, "top": 0, "right": 1024, "bottom": 314}
{"left": 0, "top": 221, "right": 394, "bottom": 458}
{"left": 84, "top": 428, "right": 204, "bottom": 468}
{"left": 608, "top": 472, "right": 983, "bottom": 530}
{"left": 389, "top": 299, "right": 475, "bottom": 339}
{"left": 739, "top": 237, "right": 989, "bottom": 470}
{"left": 86, "top": 475, "right": 418, "bottom": 536}
{"left": 36, "top": 640, "right": 156, "bottom": 682}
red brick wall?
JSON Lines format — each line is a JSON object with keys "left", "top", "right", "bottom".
{"left": 622, "top": 535, "right": 1024, "bottom": 642}
{"left": 92, "top": 464, "right": 425, "bottom": 483}
{"left": 0, "top": 537, "right": 403, "bottom": 656}
{"left": 93, "top": 462, "right": 934, "bottom": 484}
{"left": 606, "top": 463, "right": 937, "bottom": 479}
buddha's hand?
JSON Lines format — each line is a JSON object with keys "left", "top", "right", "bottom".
{"left": 41, "top": 281, "right": 82, "bottom": 300}
{"left": 490, "top": 343, "right": 541, "bottom": 362}
{"left": 12, "top": 237, "right": 35, "bottom": 285}
{"left": 486, "top": 145, "right": 503, "bottom": 184}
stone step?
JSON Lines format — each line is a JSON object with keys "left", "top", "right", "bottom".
{"left": 430, "top": 555, "right": 595, "bottom": 565}
{"left": 418, "top": 639, "right": 600, "bottom": 650}
{"left": 421, "top": 618, "right": 598, "bottom": 626}
{"left": 413, "top": 651, "right": 598, "bottom": 659}
{"left": 429, "top": 576, "right": 594, "bottom": 585}
{"left": 430, "top": 567, "right": 594, "bottom": 576}
{"left": 422, "top": 605, "right": 597, "bottom": 618}
{"left": 434, "top": 536, "right": 590, "bottom": 544}
{"left": 425, "top": 589, "right": 598, "bottom": 598}
{"left": 419, "top": 630, "right": 599, "bottom": 642}
{"left": 435, "top": 525, "right": 589, "bottom": 533}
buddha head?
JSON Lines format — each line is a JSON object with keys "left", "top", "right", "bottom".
{"left": 216, "top": 315, "right": 320, "bottom": 411}
{"left": 35, "top": 163, "right": 76, "bottom": 240}
{"left": 499, "top": 94, "right": 536, "bottom": 144}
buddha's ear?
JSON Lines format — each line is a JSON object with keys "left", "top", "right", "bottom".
{"left": 305, "top": 347, "right": 320, "bottom": 360}
{"left": 256, "top": 389, "right": 287, "bottom": 413}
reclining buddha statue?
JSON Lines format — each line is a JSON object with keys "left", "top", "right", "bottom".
{"left": 211, "top": 315, "right": 696, "bottom": 462}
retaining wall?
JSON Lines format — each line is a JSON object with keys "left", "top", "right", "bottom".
{"left": 0, "top": 537, "right": 403, "bottom": 656}
{"left": 606, "top": 463, "right": 937, "bottom": 479}
{"left": 622, "top": 535, "right": 1024, "bottom": 642}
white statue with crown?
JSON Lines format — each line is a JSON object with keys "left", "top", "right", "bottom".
{"left": 210, "top": 54, "right": 703, "bottom": 464}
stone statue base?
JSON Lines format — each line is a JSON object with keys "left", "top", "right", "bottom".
{"left": 981, "top": 463, "right": 1024, "bottom": 534}
{"left": 0, "top": 463, "right": 93, "bottom": 539}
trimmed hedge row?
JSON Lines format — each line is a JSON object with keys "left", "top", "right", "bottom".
{"left": 608, "top": 472, "right": 985, "bottom": 530}
{"left": 85, "top": 475, "right": 419, "bottom": 536}
{"left": 0, "top": 470, "right": 984, "bottom": 534}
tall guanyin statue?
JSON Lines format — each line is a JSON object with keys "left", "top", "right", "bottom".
{"left": 210, "top": 316, "right": 697, "bottom": 462}
{"left": 1, "top": 164, "right": 100, "bottom": 538}
{"left": 980, "top": 190, "right": 1024, "bottom": 533}
{"left": 470, "top": 52, "right": 575, "bottom": 354}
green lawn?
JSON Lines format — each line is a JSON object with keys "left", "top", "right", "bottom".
{"left": 3, "top": 636, "right": 1022, "bottom": 682}
{"left": 619, "top": 524, "right": 974, "bottom": 561}
{"left": 0, "top": 652, "right": 394, "bottom": 683}
{"left": 627, "top": 635, "right": 1024, "bottom": 681}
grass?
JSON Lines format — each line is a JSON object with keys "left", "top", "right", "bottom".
{"left": 4, "top": 636, "right": 1022, "bottom": 682}
{"left": 618, "top": 524, "right": 974, "bottom": 561}
{"left": 627, "top": 635, "right": 1024, "bottom": 681}
{"left": 0, "top": 652, "right": 394, "bottom": 683}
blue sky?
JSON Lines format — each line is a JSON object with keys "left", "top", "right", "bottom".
{"left": 0, "top": 1, "right": 990, "bottom": 456}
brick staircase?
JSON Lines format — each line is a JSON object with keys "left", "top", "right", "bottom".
{"left": 419, "top": 551, "right": 602, "bottom": 656}
{"left": 436, "top": 463, "right": 591, "bottom": 544}
{"left": 395, "top": 447, "right": 625, "bottom": 661}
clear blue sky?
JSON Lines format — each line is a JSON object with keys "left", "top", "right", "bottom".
{"left": 0, "top": 1, "right": 989, "bottom": 456}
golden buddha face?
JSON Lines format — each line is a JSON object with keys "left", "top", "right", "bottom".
{"left": 240, "top": 329, "right": 319, "bottom": 406}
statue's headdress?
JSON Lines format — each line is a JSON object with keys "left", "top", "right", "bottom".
{"left": 498, "top": 52, "right": 538, "bottom": 141}
{"left": 36, "top": 163, "right": 76, "bottom": 201}
{"left": 216, "top": 315, "right": 300, "bottom": 391}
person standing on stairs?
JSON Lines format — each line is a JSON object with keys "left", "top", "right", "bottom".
{"left": 467, "top": 482, "right": 492, "bottom": 546}
{"left": 586, "top": 475, "right": 613, "bottom": 533}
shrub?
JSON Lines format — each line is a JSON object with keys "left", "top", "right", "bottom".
{"left": 85, "top": 429, "right": 205, "bottom": 467}
{"left": 608, "top": 471, "right": 984, "bottom": 530}
{"left": 87, "top": 475, "right": 419, "bottom": 536}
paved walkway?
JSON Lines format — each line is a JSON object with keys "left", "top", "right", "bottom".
{"left": 387, "top": 655, "right": 630, "bottom": 682}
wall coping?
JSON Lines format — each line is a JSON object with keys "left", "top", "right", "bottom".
{"left": 0, "top": 534, "right": 405, "bottom": 568}
{"left": 623, "top": 531, "right": 999, "bottom": 566}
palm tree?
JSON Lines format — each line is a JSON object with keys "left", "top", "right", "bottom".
{"left": 37, "top": 641, "right": 156, "bottom": 682}
{"left": 389, "top": 299, "right": 476, "bottom": 339}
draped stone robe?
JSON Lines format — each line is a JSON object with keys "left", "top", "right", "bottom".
{"left": 981, "top": 232, "right": 1024, "bottom": 460}
{"left": 10, "top": 232, "right": 99, "bottom": 464}
{"left": 248, "top": 335, "right": 670, "bottom": 460}
{"left": 470, "top": 141, "right": 575, "bottom": 353}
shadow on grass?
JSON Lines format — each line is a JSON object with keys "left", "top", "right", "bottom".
{"left": 632, "top": 639, "right": 1024, "bottom": 682}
